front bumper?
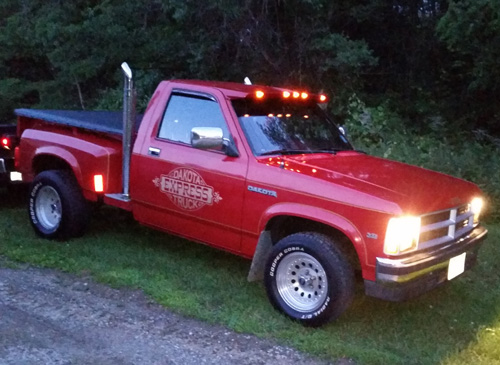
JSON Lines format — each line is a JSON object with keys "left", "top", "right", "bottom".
{"left": 365, "top": 225, "right": 488, "bottom": 301}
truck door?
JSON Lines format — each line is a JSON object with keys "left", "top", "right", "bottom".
{"left": 131, "top": 88, "right": 247, "bottom": 253}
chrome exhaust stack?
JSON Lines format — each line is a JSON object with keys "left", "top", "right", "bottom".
{"left": 121, "top": 62, "right": 136, "bottom": 198}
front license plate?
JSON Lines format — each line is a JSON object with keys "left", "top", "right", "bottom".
{"left": 447, "top": 253, "right": 466, "bottom": 280}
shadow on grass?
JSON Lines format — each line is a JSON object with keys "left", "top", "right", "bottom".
{"left": 1, "top": 188, "right": 498, "bottom": 364}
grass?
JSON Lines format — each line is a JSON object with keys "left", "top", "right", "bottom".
{"left": 1, "top": 187, "right": 499, "bottom": 364}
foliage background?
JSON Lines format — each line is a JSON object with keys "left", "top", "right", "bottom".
{"left": 0, "top": 0, "right": 498, "bottom": 218}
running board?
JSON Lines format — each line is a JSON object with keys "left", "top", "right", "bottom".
{"left": 104, "top": 193, "right": 132, "bottom": 211}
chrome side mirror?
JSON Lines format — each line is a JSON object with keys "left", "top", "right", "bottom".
{"left": 191, "top": 127, "right": 224, "bottom": 150}
{"left": 191, "top": 127, "right": 239, "bottom": 157}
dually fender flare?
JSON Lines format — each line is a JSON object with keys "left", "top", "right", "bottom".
{"left": 247, "top": 202, "right": 367, "bottom": 282}
{"left": 32, "top": 146, "right": 83, "bottom": 187}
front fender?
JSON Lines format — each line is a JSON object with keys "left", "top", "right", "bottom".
{"left": 259, "top": 202, "right": 367, "bottom": 267}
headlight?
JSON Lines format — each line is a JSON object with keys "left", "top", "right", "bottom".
{"left": 384, "top": 216, "right": 421, "bottom": 255}
{"left": 470, "top": 197, "right": 483, "bottom": 225}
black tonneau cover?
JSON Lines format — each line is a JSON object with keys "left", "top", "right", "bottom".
{"left": 14, "top": 109, "right": 143, "bottom": 136}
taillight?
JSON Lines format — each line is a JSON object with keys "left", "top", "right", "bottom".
{"left": 1, "top": 135, "right": 18, "bottom": 150}
{"left": 1, "top": 137, "right": 10, "bottom": 149}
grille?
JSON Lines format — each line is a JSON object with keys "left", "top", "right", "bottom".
{"left": 419, "top": 204, "right": 475, "bottom": 249}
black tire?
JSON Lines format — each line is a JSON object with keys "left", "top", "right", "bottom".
{"left": 264, "top": 232, "right": 355, "bottom": 327}
{"left": 29, "top": 170, "right": 90, "bottom": 239}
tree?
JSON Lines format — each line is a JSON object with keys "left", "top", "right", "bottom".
{"left": 437, "top": 0, "right": 500, "bottom": 133}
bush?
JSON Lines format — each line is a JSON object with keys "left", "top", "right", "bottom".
{"left": 342, "top": 98, "right": 499, "bottom": 221}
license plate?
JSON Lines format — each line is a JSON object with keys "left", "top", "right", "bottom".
{"left": 447, "top": 253, "right": 466, "bottom": 280}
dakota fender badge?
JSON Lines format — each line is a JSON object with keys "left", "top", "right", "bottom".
{"left": 247, "top": 185, "right": 278, "bottom": 198}
{"left": 153, "top": 167, "right": 222, "bottom": 211}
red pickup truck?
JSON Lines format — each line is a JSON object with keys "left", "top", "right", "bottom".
{"left": 9, "top": 63, "right": 488, "bottom": 326}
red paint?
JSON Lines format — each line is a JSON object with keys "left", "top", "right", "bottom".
{"left": 14, "top": 80, "right": 486, "bottom": 285}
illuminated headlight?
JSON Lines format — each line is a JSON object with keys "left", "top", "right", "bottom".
{"left": 384, "top": 216, "right": 421, "bottom": 255}
{"left": 470, "top": 197, "right": 483, "bottom": 225}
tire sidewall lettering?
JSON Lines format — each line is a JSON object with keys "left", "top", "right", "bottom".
{"left": 268, "top": 246, "right": 304, "bottom": 277}
{"left": 29, "top": 181, "right": 43, "bottom": 225}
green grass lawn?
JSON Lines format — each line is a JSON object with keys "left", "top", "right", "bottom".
{"left": 1, "top": 187, "right": 499, "bottom": 364}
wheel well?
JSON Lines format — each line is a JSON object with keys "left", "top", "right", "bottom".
{"left": 265, "top": 216, "right": 361, "bottom": 271}
{"left": 32, "top": 155, "right": 72, "bottom": 175}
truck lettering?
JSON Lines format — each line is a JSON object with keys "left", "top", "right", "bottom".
{"left": 153, "top": 168, "right": 222, "bottom": 211}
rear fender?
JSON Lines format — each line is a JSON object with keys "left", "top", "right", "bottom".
{"left": 33, "top": 146, "right": 82, "bottom": 184}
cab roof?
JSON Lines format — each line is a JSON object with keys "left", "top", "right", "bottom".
{"left": 167, "top": 79, "right": 323, "bottom": 100}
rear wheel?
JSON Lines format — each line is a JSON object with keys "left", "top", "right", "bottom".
{"left": 29, "top": 170, "right": 89, "bottom": 239}
{"left": 264, "top": 232, "right": 355, "bottom": 327}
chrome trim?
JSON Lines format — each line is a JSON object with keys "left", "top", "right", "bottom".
{"left": 418, "top": 204, "right": 475, "bottom": 250}
{"left": 191, "top": 127, "right": 224, "bottom": 150}
{"left": 148, "top": 147, "right": 161, "bottom": 156}
{"left": 376, "top": 225, "right": 487, "bottom": 285}
{"left": 121, "top": 62, "right": 136, "bottom": 198}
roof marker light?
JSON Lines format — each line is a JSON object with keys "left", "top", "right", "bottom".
{"left": 255, "top": 90, "right": 265, "bottom": 99}
{"left": 293, "top": 91, "right": 300, "bottom": 98}
{"left": 319, "top": 94, "right": 327, "bottom": 102}
{"left": 301, "top": 92, "right": 308, "bottom": 99}
{"left": 283, "top": 91, "right": 291, "bottom": 98}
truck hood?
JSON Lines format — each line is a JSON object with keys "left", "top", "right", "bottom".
{"left": 258, "top": 151, "right": 481, "bottom": 215}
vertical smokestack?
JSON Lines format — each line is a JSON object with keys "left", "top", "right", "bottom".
{"left": 121, "top": 62, "right": 136, "bottom": 197}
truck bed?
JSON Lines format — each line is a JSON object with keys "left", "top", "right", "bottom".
{"left": 15, "top": 109, "right": 143, "bottom": 137}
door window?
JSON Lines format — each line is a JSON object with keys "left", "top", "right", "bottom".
{"left": 158, "top": 93, "right": 229, "bottom": 145}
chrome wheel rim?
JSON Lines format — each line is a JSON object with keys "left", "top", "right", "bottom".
{"left": 35, "top": 186, "right": 62, "bottom": 231}
{"left": 276, "top": 252, "right": 328, "bottom": 313}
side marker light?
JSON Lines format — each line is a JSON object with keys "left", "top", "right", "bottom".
{"left": 94, "top": 175, "right": 104, "bottom": 192}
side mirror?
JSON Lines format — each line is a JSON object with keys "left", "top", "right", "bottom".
{"left": 191, "top": 127, "right": 224, "bottom": 150}
{"left": 191, "top": 127, "right": 239, "bottom": 157}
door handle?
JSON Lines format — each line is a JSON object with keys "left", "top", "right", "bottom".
{"left": 148, "top": 147, "right": 161, "bottom": 156}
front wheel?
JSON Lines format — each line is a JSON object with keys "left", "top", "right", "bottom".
{"left": 29, "top": 170, "right": 90, "bottom": 239}
{"left": 264, "top": 232, "right": 355, "bottom": 327}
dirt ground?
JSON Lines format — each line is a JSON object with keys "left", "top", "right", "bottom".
{"left": 0, "top": 257, "right": 350, "bottom": 365}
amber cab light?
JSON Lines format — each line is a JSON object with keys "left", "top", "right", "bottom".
{"left": 319, "top": 94, "right": 327, "bottom": 102}
{"left": 283, "top": 91, "right": 291, "bottom": 98}
{"left": 292, "top": 91, "right": 300, "bottom": 98}
{"left": 301, "top": 92, "right": 308, "bottom": 99}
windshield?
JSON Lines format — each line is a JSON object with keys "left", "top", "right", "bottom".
{"left": 232, "top": 98, "right": 352, "bottom": 156}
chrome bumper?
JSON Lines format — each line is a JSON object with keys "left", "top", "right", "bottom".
{"left": 365, "top": 225, "right": 488, "bottom": 301}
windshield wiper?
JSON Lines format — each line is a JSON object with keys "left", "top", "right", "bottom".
{"left": 259, "top": 149, "right": 338, "bottom": 156}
